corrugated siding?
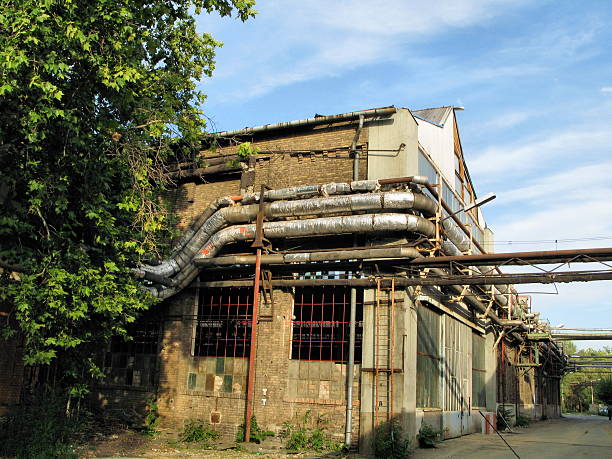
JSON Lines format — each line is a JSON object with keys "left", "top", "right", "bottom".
{"left": 472, "top": 333, "right": 486, "bottom": 407}
{"left": 417, "top": 304, "right": 441, "bottom": 408}
{"left": 444, "top": 315, "right": 471, "bottom": 412}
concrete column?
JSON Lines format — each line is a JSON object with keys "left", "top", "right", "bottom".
{"left": 401, "top": 291, "right": 418, "bottom": 443}
{"left": 359, "top": 289, "right": 376, "bottom": 455}
{"left": 485, "top": 331, "right": 498, "bottom": 414}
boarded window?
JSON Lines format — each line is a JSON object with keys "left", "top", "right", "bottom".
{"left": 193, "top": 288, "right": 253, "bottom": 358}
{"left": 417, "top": 303, "right": 441, "bottom": 408}
{"left": 291, "top": 286, "right": 363, "bottom": 363}
{"left": 472, "top": 333, "right": 487, "bottom": 407}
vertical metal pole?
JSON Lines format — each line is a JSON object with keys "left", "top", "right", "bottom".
{"left": 390, "top": 278, "right": 395, "bottom": 421}
{"left": 245, "top": 248, "right": 262, "bottom": 442}
{"left": 344, "top": 286, "right": 357, "bottom": 446}
{"left": 245, "top": 184, "right": 267, "bottom": 443}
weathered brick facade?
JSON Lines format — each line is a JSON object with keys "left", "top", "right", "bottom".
{"left": 95, "top": 121, "right": 369, "bottom": 441}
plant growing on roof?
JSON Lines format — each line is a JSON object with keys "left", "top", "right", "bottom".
{"left": 227, "top": 142, "right": 259, "bottom": 167}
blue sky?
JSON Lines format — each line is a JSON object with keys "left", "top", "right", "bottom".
{"left": 196, "top": 0, "right": 612, "bottom": 349}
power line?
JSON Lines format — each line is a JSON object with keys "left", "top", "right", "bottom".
{"left": 494, "top": 236, "right": 612, "bottom": 245}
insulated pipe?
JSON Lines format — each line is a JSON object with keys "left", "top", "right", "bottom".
{"left": 144, "top": 191, "right": 436, "bottom": 277}
{"left": 194, "top": 247, "right": 422, "bottom": 267}
{"left": 149, "top": 214, "right": 434, "bottom": 298}
{"left": 142, "top": 180, "right": 383, "bottom": 277}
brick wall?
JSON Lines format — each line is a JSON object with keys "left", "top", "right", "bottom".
{"left": 154, "top": 287, "right": 360, "bottom": 441}
{"left": 97, "top": 121, "right": 370, "bottom": 438}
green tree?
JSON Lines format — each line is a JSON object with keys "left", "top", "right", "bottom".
{"left": 561, "top": 344, "right": 612, "bottom": 412}
{"left": 0, "top": 0, "right": 255, "bottom": 387}
{"left": 595, "top": 378, "right": 612, "bottom": 405}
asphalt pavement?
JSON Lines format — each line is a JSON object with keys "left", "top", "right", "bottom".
{"left": 413, "top": 414, "right": 612, "bottom": 458}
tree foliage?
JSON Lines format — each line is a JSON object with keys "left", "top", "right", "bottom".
{"left": 595, "top": 378, "right": 612, "bottom": 405}
{"left": 561, "top": 344, "right": 612, "bottom": 411}
{"left": 0, "top": 0, "right": 255, "bottom": 384}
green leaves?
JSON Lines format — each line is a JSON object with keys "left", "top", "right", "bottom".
{"left": 0, "top": 0, "right": 256, "bottom": 389}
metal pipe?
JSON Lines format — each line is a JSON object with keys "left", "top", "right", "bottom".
{"left": 143, "top": 189, "right": 435, "bottom": 278}
{"left": 194, "top": 247, "right": 422, "bottom": 267}
{"left": 352, "top": 114, "right": 364, "bottom": 181}
{"left": 245, "top": 247, "right": 262, "bottom": 442}
{"left": 552, "top": 333, "right": 612, "bottom": 340}
{"left": 405, "top": 247, "right": 612, "bottom": 268}
{"left": 217, "top": 107, "right": 396, "bottom": 137}
{"left": 344, "top": 285, "right": 357, "bottom": 447}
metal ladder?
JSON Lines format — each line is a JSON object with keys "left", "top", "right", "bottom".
{"left": 374, "top": 278, "right": 395, "bottom": 427}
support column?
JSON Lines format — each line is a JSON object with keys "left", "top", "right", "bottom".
{"left": 485, "top": 331, "right": 498, "bottom": 414}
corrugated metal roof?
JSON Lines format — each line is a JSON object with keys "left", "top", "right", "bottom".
{"left": 412, "top": 106, "right": 453, "bottom": 126}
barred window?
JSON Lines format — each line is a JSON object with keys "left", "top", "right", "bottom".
{"left": 472, "top": 333, "right": 487, "bottom": 407}
{"left": 417, "top": 303, "right": 441, "bottom": 408}
{"left": 104, "top": 319, "right": 161, "bottom": 387}
{"left": 291, "top": 286, "right": 363, "bottom": 363}
{"left": 193, "top": 288, "right": 253, "bottom": 358}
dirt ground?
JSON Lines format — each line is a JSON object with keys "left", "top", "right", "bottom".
{"left": 413, "top": 414, "right": 612, "bottom": 459}
{"left": 82, "top": 414, "right": 612, "bottom": 458}
{"left": 81, "top": 426, "right": 360, "bottom": 459}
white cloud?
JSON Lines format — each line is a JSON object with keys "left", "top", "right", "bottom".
{"left": 469, "top": 124, "right": 612, "bottom": 178}
{"left": 480, "top": 111, "right": 532, "bottom": 130}
{"left": 601, "top": 87, "right": 612, "bottom": 93}
{"left": 199, "top": 0, "right": 534, "bottom": 103}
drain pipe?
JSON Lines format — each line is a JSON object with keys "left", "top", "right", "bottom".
{"left": 345, "top": 285, "right": 357, "bottom": 447}
{"left": 345, "top": 130, "right": 362, "bottom": 448}
{"left": 352, "top": 114, "right": 364, "bottom": 181}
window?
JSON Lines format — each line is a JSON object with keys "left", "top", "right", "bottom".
{"left": 291, "top": 286, "right": 363, "bottom": 363}
{"left": 417, "top": 303, "right": 441, "bottom": 408}
{"left": 193, "top": 288, "right": 253, "bottom": 358}
{"left": 418, "top": 150, "right": 439, "bottom": 186}
{"left": 104, "top": 318, "right": 161, "bottom": 387}
{"left": 472, "top": 333, "right": 487, "bottom": 407}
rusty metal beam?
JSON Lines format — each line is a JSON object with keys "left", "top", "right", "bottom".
{"left": 406, "top": 247, "right": 612, "bottom": 268}
{"left": 196, "top": 270, "right": 612, "bottom": 288}
{"left": 552, "top": 334, "right": 612, "bottom": 341}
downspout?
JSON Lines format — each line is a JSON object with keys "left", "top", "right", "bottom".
{"left": 346, "top": 115, "right": 364, "bottom": 447}
{"left": 345, "top": 285, "right": 357, "bottom": 447}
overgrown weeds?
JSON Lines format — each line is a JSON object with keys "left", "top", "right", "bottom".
{"left": 179, "top": 419, "right": 219, "bottom": 447}
{"left": 373, "top": 421, "right": 412, "bottom": 458}
{"left": 236, "top": 416, "right": 274, "bottom": 444}
{"left": 497, "top": 406, "right": 513, "bottom": 430}
{"left": 142, "top": 396, "right": 160, "bottom": 437}
{"left": 515, "top": 414, "right": 531, "bottom": 427}
{"left": 280, "top": 410, "right": 342, "bottom": 452}
{"left": 0, "top": 392, "right": 86, "bottom": 459}
{"left": 417, "top": 422, "right": 443, "bottom": 448}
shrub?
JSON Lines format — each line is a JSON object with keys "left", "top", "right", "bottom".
{"left": 417, "top": 422, "right": 443, "bottom": 448}
{"left": 179, "top": 419, "right": 219, "bottom": 446}
{"left": 373, "top": 421, "right": 412, "bottom": 458}
{"left": 236, "top": 416, "right": 274, "bottom": 444}
{"left": 515, "top": 414, "right": 531, "bottom": 427}
{"left": 496, "top": 406, "right": 513, "bottom": 430}
{"left": 142, "top": 396, "right": 160, "bottom": 437}
{"left": 281, "top": 411, "right": 342, "bottom": 452}
{"left": 0, "top": 393, "right": 83, "bottom": 459}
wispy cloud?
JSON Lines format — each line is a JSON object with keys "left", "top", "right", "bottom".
{"left": 601, "top": 87, "right": 612, "bottom": 93}
{"left": 469, "top": 124, "right": 612, "bottom": 178}
{"left": 199, "top": 0, "right": 534, "bottom": 103}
